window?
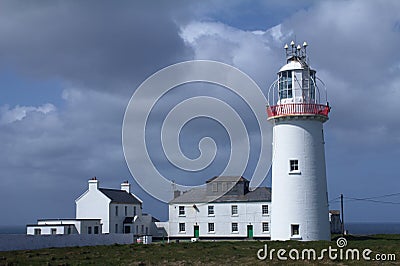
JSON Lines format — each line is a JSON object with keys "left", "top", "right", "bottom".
{"left": 179, "top": 206, "right": 185, "bottom": 216}
{"left": 262, "top": 222, "right": 269, "bottom": 232}
{"left": 179, "top": 223, "right": 185, "bottom": 232}
{"left": 146, "top": 227, "right": 149, "bottom": 235}
{"left": 34, "top": 229, "right": 41, "bottom": 235}
{"left": 141, "top": 225, "right": 144, "bottom": 234}
{"left": 290, "top": 160, "right": 299, "bottom": 172}
{"left": 88, "top": 226, "right": 92, "bottom": 234}
{"left": 125, "top": 206, "right": 128, "bottom": 216}
{"left": 278, "top": 70, "right": 293, "bottom": 100}
{"left": 222, "top": 182, "right": 228, "bottom": 191}
{"left": 136, "top": 225, "right": 139, "bottom": 234}
{"left": 67, "top": 227, "right": 71, "bottom": 234}
{"left": 231, "top": 223, "right": 238, "bottom": 233}
{"left": 115, "top": 206, "right": 119, "bottom": 216}
{"left": 115, "top": 224, "right": 118, "bottom": 233}
{"left": 134, "top": 206, "right": 137, "bottom": 216}
{"left": 51, "top": 228, "right": 57, "bottom": 235}
{"left": 231, "top": 205, "right": 238, "bottom": 216}
{"left": 94, "top": 226, "right": 99, "bottom": 234}
{"left": 291, "top": 224, "right": 300, "bottom": 236}
{"left": 212, "top": 183, "right": 218, "bottom": 192}
{"left": 208, "top": 205, "right": 214, "bottom": 216}
{"left": 262, "top": 205, "right": 269, "bottom": 215}
{"left": 208, "top": 223, "right": 215, "bottom": 232}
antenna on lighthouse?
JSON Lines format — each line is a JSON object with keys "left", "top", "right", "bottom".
{"left": 290, "top": 40, "right": 295, "bottom": 54}
{"left": 284, "top": 43, "right": 289, "bottom": 57}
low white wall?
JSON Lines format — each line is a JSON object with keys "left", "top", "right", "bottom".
{"left": 0, "top": 234, "right": 134, "bottom": 251}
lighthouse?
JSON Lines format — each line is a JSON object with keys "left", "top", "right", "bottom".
{"left": 267, "top": 41, "right": 331, "bottom": 241}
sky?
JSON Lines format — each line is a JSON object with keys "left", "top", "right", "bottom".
{"left": 1, "top": 0, "right": 400, "bottom": 227}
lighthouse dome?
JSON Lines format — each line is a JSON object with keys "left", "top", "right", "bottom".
{"left": 278, "top": 60, "right": 303, "bottom": 73}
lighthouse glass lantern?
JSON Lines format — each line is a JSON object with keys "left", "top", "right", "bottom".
{"left": 267, "top": 41, "right": 331, "bottom": 241}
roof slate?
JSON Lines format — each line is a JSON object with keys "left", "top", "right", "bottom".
{"left": 99, "top": 188, "right": 141, "bottom": 204}
{"left": 169, "top": 186, "right": 271, "bottom": 204}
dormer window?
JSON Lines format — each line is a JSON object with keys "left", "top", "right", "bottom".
{"left": 278, "top": 70, "right": 293, "bottom": 100}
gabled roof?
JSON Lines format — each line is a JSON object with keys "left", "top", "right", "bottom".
{"left": 206, "top": 176, "right": 247, "bottom": 183}
{"left": 99, "top": 188, "right": 142, "bottom": 204}
{"left": 170, "top": 186, "right": 271, "bottom": 204}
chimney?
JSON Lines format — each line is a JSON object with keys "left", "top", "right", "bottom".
{"left": 89, "top": 177, "right": 99, "bottom": 191}
{"left": 121, "top": 180, "right": 130, "bottom": 193}
{"left": 174, "top": 190, "right": 181, "bottom": 198}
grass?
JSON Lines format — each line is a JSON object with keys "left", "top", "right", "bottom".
{"left": 0, "top": 235, "right": 399, "bottom": 265}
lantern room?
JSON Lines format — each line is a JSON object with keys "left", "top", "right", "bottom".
{"left": 267, "top": 41, "right": 330, "bottom": 120}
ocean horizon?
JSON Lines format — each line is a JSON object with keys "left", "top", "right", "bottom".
{"left": 1, "top": 222, "right": 399, "bottom": 235}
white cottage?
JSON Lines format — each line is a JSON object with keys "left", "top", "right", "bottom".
{"left": 167, "top": 176, "right": 271, "bottom": 240}
{"left": 75, "top": 177, "right": 160, "bottom": 236}
{"left": 27, "top": 178, "right": 160, "bottom": 237}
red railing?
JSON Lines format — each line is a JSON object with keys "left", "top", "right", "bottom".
{"left": 267, "top": 103, "right": 330, "bottom": 119}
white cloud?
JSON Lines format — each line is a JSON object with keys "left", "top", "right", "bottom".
{"left": 0, "top": 103, "right": 56, "bottom": 125}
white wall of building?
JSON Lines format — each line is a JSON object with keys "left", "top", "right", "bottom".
{"left": 168, "top": 202, "right": 271, "bottom": 238}
{"left": 75, "top": 179, "right": 111, "bottom": 233}
{"left": 27, "top": 219, "right": 102, "bottom": 235}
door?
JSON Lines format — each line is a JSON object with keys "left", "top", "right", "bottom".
{"left": 247, "top": 225, "right": 253, "bottom": 239}
{"left": 194, "top": 225, "right": 199, "bottom": 238}
{"left": 124, "top": 226, "right": 131, "bottom": 234}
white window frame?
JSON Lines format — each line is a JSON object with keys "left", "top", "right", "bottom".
{"left": 289, "top": 159, "right": 301, "bottom": 174}
{"left": 231, "top": 222, "right": 238, "bottom": 233}
{"left": 208, "top": 223, "right": 215, "bottom": 233}
{"left": 262, "top": 222, "right": 269, "bottom": 232}
{"left": 291, "top": 224, "right": 300, "bottom": 236}
{"left": 231, "top": 205, "right": 238, "bottom": 216}
{"left": 262, "top": 205, "right": 269, "bottom": 215}
{"left": 178, "top": 206, "right": 185, "bottom": 216}
{"left": 179, "top": 223, "right": 186, "bottom": 233}
{"left": 208, "top": 205, "right": 215, "bottom": 216}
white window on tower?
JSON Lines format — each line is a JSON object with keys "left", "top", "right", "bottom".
{"left": 291, "top": 224, "right": 300, "bottom": 236}
{"left": 290, "top": 159, "right": 299, "bottom": 172}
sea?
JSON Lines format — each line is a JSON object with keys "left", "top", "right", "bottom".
{"left": 1, "top": 223, "right": 400, "bottom": 235}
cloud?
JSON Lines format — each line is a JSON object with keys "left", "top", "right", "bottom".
{"left": 0, "top": 103, "right": 56, "bottom": 125}
{"left": 0, "top": 1, "right": 191, "bottom": 92}
{"left": 0, "top": 0, "right": 399, "bottom": 225}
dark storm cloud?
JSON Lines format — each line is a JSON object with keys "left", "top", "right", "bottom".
{"left": 0, "top": 1, "right": 191, "bottom": 91}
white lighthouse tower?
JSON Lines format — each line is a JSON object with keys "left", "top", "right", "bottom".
{"left": 268, "top": 41, "right": 331, "bottom": 241}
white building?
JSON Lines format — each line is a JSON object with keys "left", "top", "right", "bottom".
{"left": 167, "top": 176, "right": 271, "bottom": 240}
{"left": 27, "top": 178, "right": 160, "bottom": 238}
{"left": 27, "top": 219, "right": 102, "bottom": 235}
{"left": 267, "top": 41, "right": 331, "bottom": 241}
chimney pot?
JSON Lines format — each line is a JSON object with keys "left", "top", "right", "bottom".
{"left": 121, "top": 181, "right": 131, "bottom": 193}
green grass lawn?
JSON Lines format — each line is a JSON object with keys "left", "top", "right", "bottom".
{"left": 0, "top": 235, "right": 399, "bottom": 265}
